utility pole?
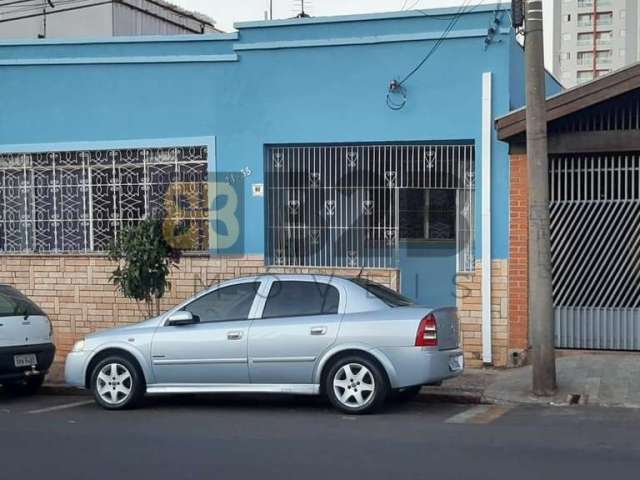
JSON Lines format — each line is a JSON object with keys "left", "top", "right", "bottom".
{"left": 524, "top": 0, "right": 557, "bottom": 395}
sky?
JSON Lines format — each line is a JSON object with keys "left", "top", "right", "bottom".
{"left": 173, "top": 0, "right": 555, "bottom": 67}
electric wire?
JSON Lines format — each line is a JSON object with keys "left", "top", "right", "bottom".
{"left": 0, "top": 0, "right": 111, "bottom": 23}
{"left": 1, "top": 0, "right": 90, "bottom": 15}
{"left": 0, "top": 0, "right": 43, "bottom": 7}
{"left": 386, "top": 0, "right": 493, "bottom": 110}
{"left": 397, "top": 0, "right": 473, "bottom": 86}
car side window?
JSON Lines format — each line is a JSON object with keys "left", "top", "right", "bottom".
{"left": 183, "top": 282, "right": 259, "bottom": 323}
{"left": 0, "top": 292, "right": 16, "bottom": 317}
{"left": 261, "top": 281, "right": 340, "bottom": 319}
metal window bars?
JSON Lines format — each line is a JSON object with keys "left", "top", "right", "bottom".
{"left": 265, "top": 143, "right": 475, "bottom": 272}
{"left": 0, "top": 146, "right": 208, "bottom": 253}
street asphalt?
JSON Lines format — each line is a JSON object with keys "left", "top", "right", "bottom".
{"left": 1, "top": 389, "right": 639, "bottom": 480}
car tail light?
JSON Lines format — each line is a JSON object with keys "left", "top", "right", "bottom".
{"left": 415, "top": 313, "right": 438, "bottom": 347}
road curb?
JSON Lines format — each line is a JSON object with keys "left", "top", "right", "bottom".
{"left": 417, "top": 388, "right": 487, "bottom": 405}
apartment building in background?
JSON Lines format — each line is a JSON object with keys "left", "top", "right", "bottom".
{"left": 553, "top": 0, "right": 638, "bottom": 86}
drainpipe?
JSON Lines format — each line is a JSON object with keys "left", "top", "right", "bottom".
{"left": 481, "top": 72, "right": 493, "bottom": 365}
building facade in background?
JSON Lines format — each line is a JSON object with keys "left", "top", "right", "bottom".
{"left": 0, "top": 0, "right": 217, "bottom": 39}
{"left": 0, "top": 5, "right": 565, "bottom": 377}
{"left": 553, "top": 0, "right": 638, "bottom": 86}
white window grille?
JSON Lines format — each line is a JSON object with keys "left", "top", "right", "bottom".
{"left": 265, "top": 144, "right": 475, "bottom": 272}
{"left": 0, "top": 146, "right": 208, "bottom": 253}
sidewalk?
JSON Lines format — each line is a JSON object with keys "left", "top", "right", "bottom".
{"left": 422, "top": 352, "right": 640, "bottom": 408}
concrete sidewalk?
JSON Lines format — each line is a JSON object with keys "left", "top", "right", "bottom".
{"left": 426, "top": 352, "right": 640, "bottom": 408}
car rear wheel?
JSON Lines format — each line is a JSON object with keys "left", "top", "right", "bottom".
{"left": 325, "top": 355, "right": 388, "bottom": 414}
{"left": 3, "top": 374, "right": 45, "bottom": 396}
{"left": 90, "top": 356, "right": 144, "bottom": 410}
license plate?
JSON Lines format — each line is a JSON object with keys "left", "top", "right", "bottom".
{"left": 449, "top": 354, "right": 463, "bottom": 372}
{"left": 14, "top": 354, "right": 37, "bottom": 368}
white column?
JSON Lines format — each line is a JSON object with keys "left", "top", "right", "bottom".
{"left": 481, "top": 72, "right": 493, "bottom": 365}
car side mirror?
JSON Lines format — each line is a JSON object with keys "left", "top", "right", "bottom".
{"left": 167, "top": 311, "right": 200, "bottom": 326}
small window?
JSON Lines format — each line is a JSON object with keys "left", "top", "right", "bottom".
{"left": 262, "top": 281, "right": 340, "bottom": 318}
{"left": 0, "top": 286, "right": 46, "bottom": 318}
{"left": 399, "top": 189, "right": 456, "bottom": 241}
{"left": 184, "top": 282, "right": 259, "bottom": 323}
{"left": 566, "top": 14, "right": 571, "bottom": 22}
{"left": 350, "top": 278, "right": 414, "bottom": 307}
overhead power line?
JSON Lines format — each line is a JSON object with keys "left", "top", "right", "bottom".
{"left": 0, "top": 0, "right": 110, "bottom": 23}
{"left": 0, "top": 0, "right": 209, "bottom": 32}
{"left": 0, "top": 0, "right": 41, "bottom": 7}
{"left": 386, "top": 0, "right": 491, "bottom": 110}
{"left": 400, "top": 0, "right": 491, "bottom": 85}
{"left": 1, "top": 0, "right": 86, "bottom": 16}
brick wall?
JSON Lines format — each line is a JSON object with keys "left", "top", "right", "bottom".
{"left": 508, "top": 153, "right": 530, "bottom": 356}
{"left": 456, "top": 259, "right": 509, "bottom": 368}
{"left": 0, "top": 254, "right": 398, "bottom": 381}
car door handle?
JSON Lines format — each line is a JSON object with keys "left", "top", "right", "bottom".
{"left": 227, "top": 331, "right": 243, "bottom": 340}
{"left": 310, "top": 326, "right": 327, "bottom": 336}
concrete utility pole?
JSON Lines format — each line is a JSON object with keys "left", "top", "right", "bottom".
{"left": 524, "top": 0, "right": 557, "bottom": 395}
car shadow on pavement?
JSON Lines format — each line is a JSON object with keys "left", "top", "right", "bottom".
{"left": 136, "top": 392, "right": 455, "bottom": 417}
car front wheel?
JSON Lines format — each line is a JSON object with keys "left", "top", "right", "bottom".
{"left": 325, "top": 355, "right": 388, "bottom": 414}
{"left": 90, "top": 356, "right": 144, "bottom": 410}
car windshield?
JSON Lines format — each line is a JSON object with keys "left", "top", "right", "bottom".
{"left": 0, "top": 285, "right": 46, "bottom": 317}
{"left": 350, "top": 278, "right": 414, "bottom": 307}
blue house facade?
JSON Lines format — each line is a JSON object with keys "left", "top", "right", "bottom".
{"left": 0, "top": 5, "right": 561, "bottom": 369}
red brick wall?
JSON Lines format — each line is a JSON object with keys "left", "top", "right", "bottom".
{"left": 509, "top": 154, "right": 529, "bottom": 351}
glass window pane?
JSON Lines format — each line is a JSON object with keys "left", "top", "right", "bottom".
{"left": 399, "top": 189, "right": 426, "bottom": 239}
{"left": 0, "top": 285, "right": 46, "bottom": 317}
{"left": 262, "top": 281, "right": 340, "bottom": 318}
{"left": 184, "top": 282, "right": 259, "bottom": 323}
{"left": 350, "top": 278, "right": 413, "bottom": 307}
{"left": 428, "top": 190, "right": 456, "bottom": 240}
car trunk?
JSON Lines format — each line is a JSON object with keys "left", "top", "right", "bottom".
{"left": 0, "top": 285, "right": 51, "bottom": 348}
{"left": 431, "top": 307, "right": 459, "bottom": 350}
{"left": 0, "top": 314, "right": 51, "bottom": 348}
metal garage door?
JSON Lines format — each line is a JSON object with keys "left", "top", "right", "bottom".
{"left": 550, "top": 152, "right": 640, "bottom": 350}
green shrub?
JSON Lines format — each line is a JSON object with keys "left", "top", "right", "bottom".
{"left": 108, "top": 217, "right": 181, "bottom": 318}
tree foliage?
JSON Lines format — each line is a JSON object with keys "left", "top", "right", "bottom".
{"left": 108, "top": 217, "right": 181, "bottom": 317}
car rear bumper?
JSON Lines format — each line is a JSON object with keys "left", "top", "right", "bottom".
{"left": 0, "top": 342, "right": 55, "bottom": 383}
{"left": 373, "top": 346, "right": 464, "bottom": 389}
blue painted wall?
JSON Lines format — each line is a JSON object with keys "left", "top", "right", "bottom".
{"left": 399, "top": 241, "right": 457, "bottom": 307}
{"left": 0, "top": 4, "right": 541, "bottom": 262}
{"left": 509, "top": 38, "right": 565, "bottom": 110}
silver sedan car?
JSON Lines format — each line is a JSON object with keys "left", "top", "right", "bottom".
{"left": 65, "top": 274, "right": 463, "bottom": 414}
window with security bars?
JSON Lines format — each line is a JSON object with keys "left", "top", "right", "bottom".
{"left": 0, "top": 146, "right": 208, "bottom": 253}
{"left": 265, "top": 144, "right": 475, "bottom": 271}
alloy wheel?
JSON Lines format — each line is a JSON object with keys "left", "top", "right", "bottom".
{"left": 332, "top": 363, "right": 376, "bottom": 408}
{"left": 96, "top": 363, "right": 132, "bottom": 405}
